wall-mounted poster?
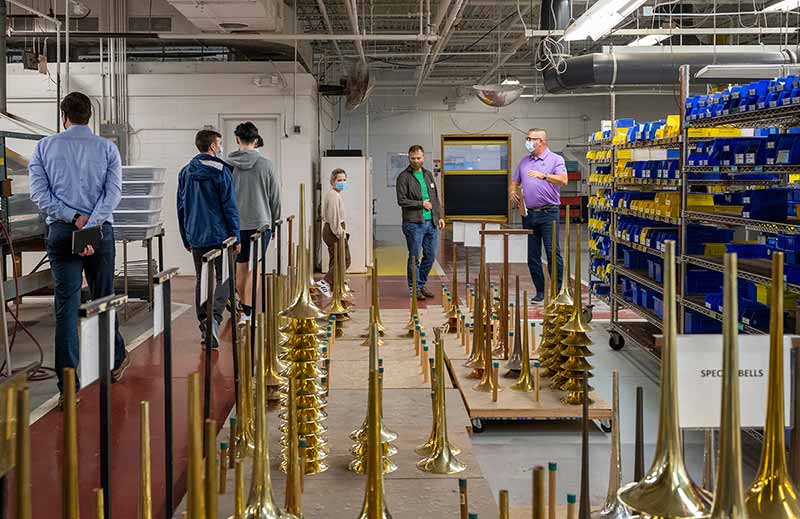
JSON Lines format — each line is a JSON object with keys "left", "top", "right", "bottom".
{"left": 387, "top": 152, "right": 408, "bottom": 187}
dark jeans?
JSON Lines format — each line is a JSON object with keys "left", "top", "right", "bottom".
{"left": 402, "top": 220, "right": 438, "bottom": 290}
{"left": 192, "top": 247, "right": 231, "bottom": 327}
{"left": 521, "top": 206, "right": 564, "bottom": 295}
{"left": 322, "top": 223, "right": 351, "bottom": 286}
{"left": 47, "top": 221, "right": 127, "bottom": 392}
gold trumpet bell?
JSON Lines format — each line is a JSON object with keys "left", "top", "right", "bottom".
{"left": 349, "top": 456, "right": 399, "bottom": 476}
{"left": 745, "top": 252, "right": 800, "bottom": 519}
{"left": 350, "top": 441, "right": 399, "bottom": 458}
{"left": 617, "top": 241, "right": 711, "bottom": 519}
{"left": 418, "top": 329, "right": 466, "bottom": 475}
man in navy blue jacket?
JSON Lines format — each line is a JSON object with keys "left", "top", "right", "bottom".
{"left": 177, "top": 129, "right": 241, "bottom": 348}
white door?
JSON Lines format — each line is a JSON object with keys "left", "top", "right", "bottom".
{"left": 220, "top": 115, "right": 283, "bottom": 272}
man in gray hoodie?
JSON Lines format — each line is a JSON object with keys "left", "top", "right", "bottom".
{"left": 226, "top": 121, "right": 281, "bottom": 323}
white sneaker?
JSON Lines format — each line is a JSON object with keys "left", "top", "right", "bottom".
{"left": 320, "top": 286, "right": 332, "bottom": 298}
{"left": 238, "top": 313, "right": 251, "bottom": 326}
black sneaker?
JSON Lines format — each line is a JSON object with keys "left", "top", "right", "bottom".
{"left": 58, "top": 394, "right": 81, "bottom": 411}
{"left": 420, "top": 287, "right": 435, "bottom": 299}
{"left": 531, "top": 293, "right": 545, "bottom": 304}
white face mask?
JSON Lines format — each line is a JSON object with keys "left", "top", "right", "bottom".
{"left": 525, "top": 140, "right": 535, "bottom": 153}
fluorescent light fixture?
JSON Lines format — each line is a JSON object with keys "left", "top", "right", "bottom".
{"left": 501, "top": 78, "right": 521, "bottom": 85}
{"left": 762, "top": 0, "right": 800, "bottom": 11}
{"left": 627, "top": 34, "right": 670, "bottom": 46}
{"left": 564, "top": 0, "right": 648, "bottom": 41}
{"left": 695, "top": 63, "right": 800, "bottom": 80}
{"left": 520, "top": 94, "right": 535, "bottom": 98}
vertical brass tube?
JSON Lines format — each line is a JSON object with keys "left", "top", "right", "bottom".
{"left": 284, "top": 378, "right": 303, "bottom": 517}
{"left": 499, "top": 490, "right": 509, "bottom": 519}
{"left": 745, "top": 252, "right": 800, "bottom": 518}
{"left": 94, "top": 489, "right": 105, "bottom": 519}
{"left": 234, "top": 459, "right": 245, "bottom": 518}
{"left": 205, "top": 419, "right": 218, "bottom": 519}
{"left": 16, "top": 388, "right": 31, "bottom": 519}
{"left": 63, "top": 368, "right": 80, "bottom": 519}
{"left": 187, "top": 372, "right": 205, "bottom": 519}
{"left": 548, "top": 463, "right": 556, "bottom": 519}
{"left": 219, "top": 442, "right": 229, "bottom": 495}
{"left": 567, "top": 495, "right": 577, "bottom": 519}
{"left": 709, "top": 252, "right": 748, "bottom": 519}
{"left": 533, "top": 465, "right": 545, "bottom": 519}
{"left": 459, "top": 479, "right": 469, "bottom": 519}
{"left": 140, "top": 401, "right": 152, "bottom": 519}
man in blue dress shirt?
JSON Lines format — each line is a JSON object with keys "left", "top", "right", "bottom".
{"left": 29, "top": 92, "right": 130, "bottom": 397}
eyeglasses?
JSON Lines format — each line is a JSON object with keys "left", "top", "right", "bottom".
{"left": 526, "top": 137, "right": 542, "bottom": 142}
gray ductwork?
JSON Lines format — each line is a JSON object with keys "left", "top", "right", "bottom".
{"left": 540, "top": 0, "right": 571, "bottom": 30}
{"left": 544, "top": 48, "right": 799, "bottom": 93}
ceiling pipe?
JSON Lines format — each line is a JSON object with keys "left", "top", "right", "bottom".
{"left": 343, "top": 0, "right": 367, "bottom": 65}
{"left": 543, "top": 47, "right": 799, "bottom": 92}
{"left": 415, "top": 0, "right": 468, "bottom": 95}
{"left": 9, "top": 31, "right": 440, "bottom": 42}
{"left": 315, "top": 0, "right": 344, "bottom": 61}
{"left": 413, "top": 0, "right": 452, "bottom": 93}
{"left": 476, "top": 33, "right": 529, "bottom": 84}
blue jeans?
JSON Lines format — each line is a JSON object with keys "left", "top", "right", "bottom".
{"left": 402, "top": 220, "right": 438, "bottom": 290}
{"left": 47, "top": 222, "right": 127, "bottom": 391}
{"left": 521, "top": 206, "right": 564, "bottom": 295}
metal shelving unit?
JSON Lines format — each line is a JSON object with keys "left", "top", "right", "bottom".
{"left": 587, "top": 125, "right": 614, "bottom": 306}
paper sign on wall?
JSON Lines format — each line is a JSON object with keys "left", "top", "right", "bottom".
{"left": 453, "top": 222, "right": 466, "bottom": 244}
{"left": 200, "top": 262, "right": 209, "bottom": 304}
{"left": 153, "top": 284, "right": 164, "bottom": 337}
{"left": 79, "top": 313, "right": 116, "bottom": 386}
{"left": 676, "top": 334, "right": 791, "bottom": 429}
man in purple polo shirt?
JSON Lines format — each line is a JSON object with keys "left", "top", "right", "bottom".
{"left": 510, "top": 128, "right": 568, "bottom": 303}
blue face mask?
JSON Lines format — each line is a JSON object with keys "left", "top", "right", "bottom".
{"left": 335, "top": 181, "right": 347, "bottom": 191}
{"left": 525, "top": 140, "right": 535, "bottom": 153}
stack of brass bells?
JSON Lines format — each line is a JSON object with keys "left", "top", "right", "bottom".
{"left": 279, "top": 184, "right": 330, "bottom": 476}
{"left": 558, "top": 230, "right": 594, "bottom": 406}
{"left": 540, "top": 217, "right": 573, "bottom": 388}
{"left": 417, "top": 327, "right": 466, "bottom": 475}
{"left": 349, "top": 309, "right": 398, "bottom": 475}
{"left": 327, "top": 233, "right": 351, "bottom": 324}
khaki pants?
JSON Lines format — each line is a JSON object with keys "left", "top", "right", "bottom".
{"left": 323, "top": 223, "right": 351, "bottom": 285}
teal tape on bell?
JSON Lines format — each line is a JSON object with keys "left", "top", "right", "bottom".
{"left": 459, "top": 479, "right": 467, "bottom": 490}
{"left": 220, "top": 441, "right": 229, "bottom": 449}
{"left": 549, "top": 462, "right": 557, "bottom": 471}
{"left": 229, "top": 417, "right": 237, "bottom": 425}
{"left": 567, "top": 494, "right": 577, "bottom": 504}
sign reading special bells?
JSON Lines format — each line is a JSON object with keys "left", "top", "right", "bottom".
{"left": 676, "top": 334, "right": 792, "bottom": 429}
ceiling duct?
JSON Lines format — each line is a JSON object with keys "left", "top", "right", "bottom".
{"left": 166, "top": 0, "right": 284, "bottom": 32}
{"left": 543, "top": 47, "right": 799, "bottom": 93}
{"left": 540, "top": 0, "right": 571, "bottom": 30}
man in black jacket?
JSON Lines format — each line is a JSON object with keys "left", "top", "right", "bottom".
{"left": 396, "top": 144, "right": 445, "bottom": 300}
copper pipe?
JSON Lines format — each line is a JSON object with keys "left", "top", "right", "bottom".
{"left": 233, "top": 459, "right": 245, "bottom": 518}
{"left": 567, "top": 495, "right": 577, "bottom": 519}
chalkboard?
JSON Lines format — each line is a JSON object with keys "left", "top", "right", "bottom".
{"left": 443, "top": 174, "right": 508, "bottom": 217}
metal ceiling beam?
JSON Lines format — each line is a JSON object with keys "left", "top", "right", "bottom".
{"left": 343, "top": 0, "right": 367, "bottom": 64}
{"left": 413, "top": 0, "right": 453, "bottom": 95}
{"left": 476, "top": 33, "right": 531, "bottom": 84}
{"left": 315, "top": 0, "right": 345, "bottom": 60}
{"left": 415, "top": 0, "right": 468, "bottom": 94}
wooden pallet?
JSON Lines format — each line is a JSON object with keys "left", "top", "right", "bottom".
{"left": 448, "top": 362, "right": 612, "bottom": 423}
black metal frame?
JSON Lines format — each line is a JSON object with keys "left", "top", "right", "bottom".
{"left": 152, "top": 267, "right": 179, "bottom": 518}
{"left": 79, "top": 293, "right": 128, "bottom": 519}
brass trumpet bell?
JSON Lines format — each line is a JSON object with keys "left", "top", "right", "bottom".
{"left": 745, "top": 252, "right": 800, "bottom": 519}
{"left": 617, "top": 241, "right": 711, "bottom": 519}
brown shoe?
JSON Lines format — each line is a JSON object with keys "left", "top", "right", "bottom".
{"left": 58, "top": 394, "right": 81, "bottom": 411}
{"left": 111, "top": 355, "right": 131, "bottom": 383}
